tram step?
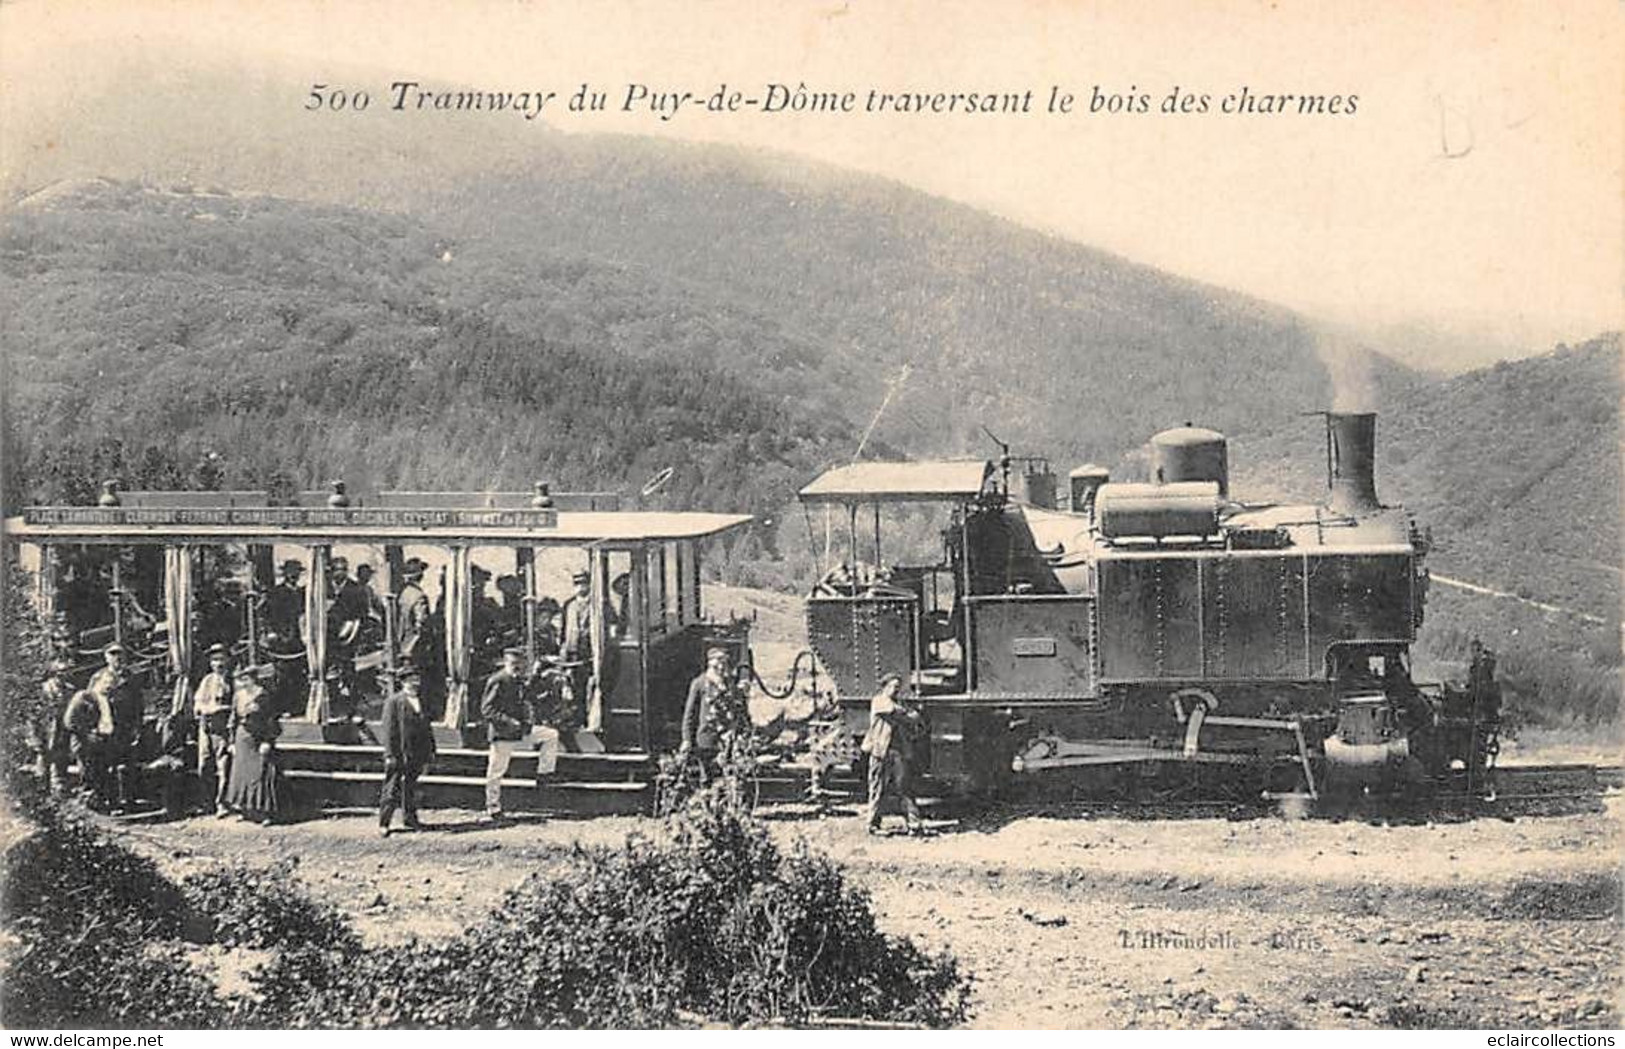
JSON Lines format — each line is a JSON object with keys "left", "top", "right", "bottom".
{"left": 276, "top": 743, "right": 652, "bottom": 782}
{"left": 283, "top": 769, "right": 651, "bottom": 815}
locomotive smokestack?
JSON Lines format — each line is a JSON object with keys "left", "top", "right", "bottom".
{"left": 1327, "top": 411, "right": 1380, "bottom": 514}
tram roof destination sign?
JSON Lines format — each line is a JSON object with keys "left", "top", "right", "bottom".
{"left": 20, "top": 505, "right": 560, "bottom": 529}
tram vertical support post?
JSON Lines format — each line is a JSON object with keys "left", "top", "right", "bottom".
{"left": 517, "top": 546, "right": 537, "bottom": 668}
{"left": 163, "top": 545, "right": 195, "bottom": 716}
{"left": 303, "top": 545, "right": 331, "bottom": 723}
{"left": 109, "top": 555, "right": 126, "bottom": 649}
{"left": 379, "top": 546, "right": 398, "bottom": 689}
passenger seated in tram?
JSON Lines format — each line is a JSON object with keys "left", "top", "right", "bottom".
{"left": 533, "top": 596, "right": 563, "bottom": 658}
{"left": 494, "top": 574, "right": 527, "bottom": 649}
{"left": 194, "top": 576, "right": 244, "bottom": 658}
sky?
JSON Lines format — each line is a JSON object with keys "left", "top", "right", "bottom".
{"left": 2, "top": 0, "right": 1620, "bottom": 353}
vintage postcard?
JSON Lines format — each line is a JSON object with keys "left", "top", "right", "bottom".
{"left": 0, "top": 0, "right": 1619, "bottom": 1035}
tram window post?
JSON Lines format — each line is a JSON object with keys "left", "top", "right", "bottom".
{"left": 517, "top": 546, "right": 538, "bottom": 667}
{"left": 303, "top": 545, "right": 331, "bottom": 723}
{"left": 109, "top": 554, "right": 126, "bottom": 648}
{"left": 441, "top": 546, "right": 475, "bottom": 730}
{"left": 162, "top": 544, "right": 197, "bottom": 717}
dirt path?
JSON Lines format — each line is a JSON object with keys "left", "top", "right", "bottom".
{"left": 106, "top": 796, "right": 1622, "bottom": 1029}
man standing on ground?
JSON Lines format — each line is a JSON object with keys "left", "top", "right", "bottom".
{"left": 193, "top": 642, "right": 235, "bottom": 816}
{"left": 89, "top": 643, "right": 144, "bottom": 814}
{"left": 379, "top": 665, "right": 435, "bottom": 837}
{"left": 861, "top": 673, "right": 925, "bottom": 836}
{"left": 679, "top": 647, "right": 745, "bottom": 786}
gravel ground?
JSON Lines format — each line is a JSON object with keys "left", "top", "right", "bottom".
{"left": 104, "top": 789, "right": 1623, "bottom": 1030}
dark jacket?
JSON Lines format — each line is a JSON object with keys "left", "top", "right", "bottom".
{"left": 680, "top": 673, "right": 739, "bottom": 752}
{"left": 480, "top": 669, "right": 529, "bottom": 742}
{"left": 381, "top": 692, "right": 436, "bottom": 769}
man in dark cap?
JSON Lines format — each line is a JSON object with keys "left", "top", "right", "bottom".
{"left": 560, "top": 568, "right": 613, "bottom": 718}
{"left": 379, "top": 664, "right": 435, "bottom": 837}
{"left": 89, "top": 643, "right": 144, "bottom": 813}
{"left": 679, "top": 647, "right": 746, "bottom": 785}
{"left": 193, "top": 642, "right": 235, "bottom": 816}
{"left": 480, "top": 647, "right": 533, "bottom": 820}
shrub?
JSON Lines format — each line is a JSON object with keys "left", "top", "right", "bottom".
{"left": 2, "top": 805, "right": 193, "bottom": 944}
{"left": 182, "top": 859, "right": 360, "bottom": 952}
{"left": 0, "top": 807, "right": 233, "bottom": 1028}
{"left": 246, "top": 783, "right": 971, "bottom": 1028}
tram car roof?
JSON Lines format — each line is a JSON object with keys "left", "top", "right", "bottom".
{"left": 4, "top": 488, "right": 753, "bottom": 546}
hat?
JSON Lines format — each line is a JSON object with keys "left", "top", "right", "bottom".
{"left": 233, "top": 665, "right": 258, "bottom": 681}
{"left": 571, "top": 569, "right": 591, "bottom": 583}
{"left": 207, "top": 643, "right": 229, "bottom": 659}
{"left": 330, "top": 556, "right": 349, "bottom": 571}
{"left": 537, "top": 596, "right": 562, "bottom": 614}
{"left": 705, "top": 647, "right": 730, "bottom": 662}
{"left": 280, "top": 559, "right": 304, "bottom": 576}
{"left": 397, "top": 665, "right": 421, "bottom": 682}
{"left": 402, "top": 557, "right": 428, "bottom": 575}
{"left": 502, "top": 646, "right": 526, "bottom": 658}
{"left": 103, "top": 642, "right": 125, "bottom": 656}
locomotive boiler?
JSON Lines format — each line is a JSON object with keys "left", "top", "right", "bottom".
{"left": 795, "top": 412, "right": 1498, "bottom": 803}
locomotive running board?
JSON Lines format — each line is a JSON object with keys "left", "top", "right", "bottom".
{"left": 1011, "top": 714, "right": 1319, "bottom": 800}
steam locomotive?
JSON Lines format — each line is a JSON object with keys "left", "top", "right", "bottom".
{"left": 795, "top": 412, "right": 1500, "bottom": 803}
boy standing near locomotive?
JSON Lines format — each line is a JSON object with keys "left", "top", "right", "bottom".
{"left": 862, "top": 673, "right": 926, "bottom": 836}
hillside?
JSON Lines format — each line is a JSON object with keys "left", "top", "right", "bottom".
{"left": 2, "top": 54, "right": 1406, "bottom": 468}
{"left": 0, "top": 180, "right": 860, "bottom": 562}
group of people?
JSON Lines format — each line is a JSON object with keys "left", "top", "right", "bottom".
{"left": 32, "top": 616, "right": 931, "bottom": 838}
{"left": 37, "top": 642, "right": 284, "bottom": 823}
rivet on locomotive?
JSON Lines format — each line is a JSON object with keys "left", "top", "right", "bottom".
{"left": 795, "top": 412, "right": 1501, "bottom": 805}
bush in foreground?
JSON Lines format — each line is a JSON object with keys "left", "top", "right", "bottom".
{"left": 247, "top": 786, "right": 970, "bottom": 1028}
{"left": 182, "top": 858, "right": 360, "bottom": 952}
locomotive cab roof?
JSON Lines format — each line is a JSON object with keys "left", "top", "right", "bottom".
{"left": 797, "top": 459, "right": 994, "bottom": 505}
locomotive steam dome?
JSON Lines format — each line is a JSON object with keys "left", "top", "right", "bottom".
{"left": 1149, "top": 425, "right": 1229, "bottom": 496}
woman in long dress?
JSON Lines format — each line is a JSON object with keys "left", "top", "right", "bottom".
{"left": 225, "top": 667, "right": 284, "bottom": 825}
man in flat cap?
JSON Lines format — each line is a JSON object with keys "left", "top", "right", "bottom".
{"left": 561, "top": 568, "right": 619, "bottom": 724}
{"left": 89, "top": 642, "right": 144, "bottom": 813}
{"left": 379, "top": 664, "right": 435, "bottom": 837}
{"left": 679, "top": 647, "right": 746, "bottom": 785}
{"left": 193, "top": 642, "right": 235, "bottom": 816}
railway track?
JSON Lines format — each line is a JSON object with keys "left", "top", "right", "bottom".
{"left": 749, "top": 762, "right": 1621, "bottom": 822}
